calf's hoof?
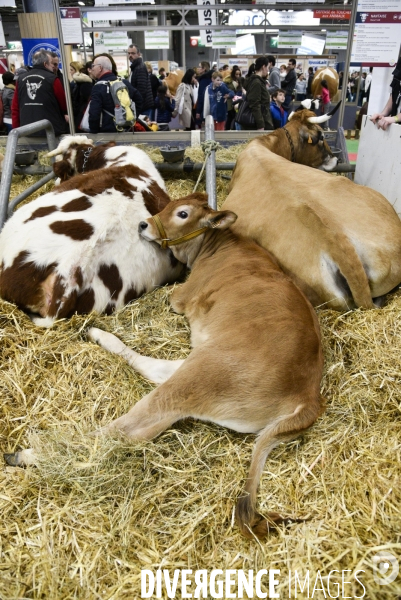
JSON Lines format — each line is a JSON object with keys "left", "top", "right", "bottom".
{"left": 4, "top": 448, "right": 36, "bottom": 467}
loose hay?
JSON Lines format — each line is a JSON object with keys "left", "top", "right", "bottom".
{"left": 1, "top": 143, "right": 400, "bottom": 599}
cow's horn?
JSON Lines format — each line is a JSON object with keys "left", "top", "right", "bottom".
{"left": 307, "top": 100, "right": 342, "bottom": 124}
{"left": 288, "top": 111, "right": 295, "bottom": 121}
{"left": 326, "top": 100, "right": 342, "bottom": 118}
{"left": 46, "top": 146, "right": 64, "bottom": 157}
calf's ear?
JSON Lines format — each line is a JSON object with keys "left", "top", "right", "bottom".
{"left": 207, "top": 210, "right": 237, "bottom": 230}
{"left": 52, "top": 160, "right": 74, "bottom": 181}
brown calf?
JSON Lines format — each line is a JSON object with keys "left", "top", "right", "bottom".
{"left": 6, "top": 193, "right": 325, "bottom": 539}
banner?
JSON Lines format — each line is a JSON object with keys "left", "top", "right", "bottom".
{"left": 197, "top": 0, "right": 216, "bottom": 47}
{"left": 22, "top": 38, "right": 60, "bottom": 67}
{"left": 93, "top": 31, "right": 131, "bottom": 53}
{"left": 314, "top": 9, "right": 351, "bottom": 19}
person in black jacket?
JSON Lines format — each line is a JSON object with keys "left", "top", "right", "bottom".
{"left": 145, "top": 61, "right": 160, "bottom": 120}
{"left": 127, "top": 44, "right": 154, "bottom": 116}
{"left": 282, "top": 58, "right": 297, "bottom": 111}
{"left": 72, "top": 64, "right": 94, "bottom": 131}
{"left": 11, "top": 49, "right": 68, "bottom": 137}
{"left": 88, "top": 55, "right": 142, "bottom": 133}
{"left": 306, "top": 66, "right": 314, "bottom": 99}
{"left": 195, "top": 61, "right": 213, "bottom": 128}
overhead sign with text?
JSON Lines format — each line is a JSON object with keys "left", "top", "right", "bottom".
{"left": 60, "top": 8, "right": 83, "bottom": 45}
{"left": 351, "top": 11, "right": 401, "bottom": 65}
{"left": 145, "top": 30, "right": 169, "bottom": 50}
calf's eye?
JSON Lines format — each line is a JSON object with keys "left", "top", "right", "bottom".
{"left": 177, "top": 211, "right": 188, "bottom": 219}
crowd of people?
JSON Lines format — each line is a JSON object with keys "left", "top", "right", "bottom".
{"left": 1, "top": 48, "right": 399, "bottom": 136}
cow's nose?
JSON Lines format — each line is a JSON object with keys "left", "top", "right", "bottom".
{"left": 138, "top": 221, "right": 148, "bottom": 232}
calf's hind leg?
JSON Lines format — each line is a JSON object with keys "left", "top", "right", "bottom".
{"left": 88, "top": 327, "right": 185, "bottom": 384}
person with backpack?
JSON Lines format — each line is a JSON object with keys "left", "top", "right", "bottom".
{"left": 88, "top": 55, "right": 142, "bottom": 133}
{"left": 154, "top": 85, "right": 175, "bottom": 129}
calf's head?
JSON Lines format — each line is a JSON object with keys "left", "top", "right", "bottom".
{"left": 46, "top": 136, "right": 116, "bottom": 182}
{"left": 139, "top": 192, "right": 237, "bottom": 265}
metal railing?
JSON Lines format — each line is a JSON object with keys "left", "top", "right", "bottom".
{"left": 0, "top": 120, "right": 57, "bottom": 230}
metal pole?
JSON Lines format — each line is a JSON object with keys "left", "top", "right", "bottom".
{"left": 205, "top": 115, "right": 217, "bottom": 209}
{"left": 181, "top": 7, "right": 186, "bottom": 71}
{"left": 337, "top": 0, "right": 358, "bottom": 129}
{"left": 0, "top": 120, "right": 57, "bottom": 230}
{"left": 79, "top": 8, "right": 88, "bottom": 65}
{"left": 52, "top": 0, "right": 76, "bottom": 134}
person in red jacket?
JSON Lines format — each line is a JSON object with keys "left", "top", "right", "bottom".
{"left": 11, "top": 49, "right": 68, "bottom": 136}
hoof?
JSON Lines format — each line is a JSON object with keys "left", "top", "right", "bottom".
{"left": 4, "top": 448, "right": 36, "bottom": 467}
{"left": 4, "top": 452, "right": 21, "bottom": 467}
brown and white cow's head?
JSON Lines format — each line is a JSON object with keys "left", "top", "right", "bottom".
{"left": 46, "top": 136, "right": 117, "bottom": 182}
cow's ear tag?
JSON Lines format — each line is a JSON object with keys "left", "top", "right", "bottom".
{"left": 308, "top": 135, "right": 313, "bottom": 144}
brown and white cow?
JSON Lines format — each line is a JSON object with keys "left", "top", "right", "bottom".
{"left": 0, "top": 160, "right": 184, "bottom": 327}
{"left": 46, "top": 136, "right": 166, "bottom": 190}
{"left": 222, "top": 109, "right": 401, "bottom": 311}
{"left": 5, "top": 193, "right": 325, "bottom": 540}
{"left": 311, "top": 67, "right": 339, "bottom": 102}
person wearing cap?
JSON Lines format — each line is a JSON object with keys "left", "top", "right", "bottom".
{"left": 1, "top": 71, "right": 15, "bottom": 133}
{"left": 11, "top": 49, "right": 68, "bottom": 137}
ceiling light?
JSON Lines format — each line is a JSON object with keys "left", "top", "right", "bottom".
{"left": 321, "top": 28, "right": 326, "bottom": 31}
{"left": 78, "top": 1, "right": 85, "bottom": 5}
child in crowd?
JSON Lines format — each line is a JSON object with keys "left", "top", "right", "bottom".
{"left": 154, "top": 85, "right": 175, "bottom": 129}
{"left": 203, "top": 71, "right": 234, "bottom": 131}
{"left": 319, "top": 79, "right": 331, "bottom": 131}
{"left": 270, "top": 89, "right": 288, "bottom": 129}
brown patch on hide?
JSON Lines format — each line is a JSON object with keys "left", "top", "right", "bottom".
{"left": 54, "top": 165, "right": 150, "bottom": 200}
{"left": 74, "top": 288, "right": 95, "bottom": 315}
{"left": 47, "top": 275, "right": 78, "bottom": 319}
{"left": 50, "top": 219, "right": 94, "bottom": 241}
{"left": 142, "top": 182, "right": 171, "bottom": 215}
{"left": 124, "top": 287, "right": 140, "bottom": 305}
{"left": 61, "top": 196, "right": 92, "bottom": 213}
{"left": 0, "top": 251, "right": 57, "bottom": 312}
{"left": 98, "top": 264, "right": 123, "bottom": 300}
{"left": 24, "top": 205, "right": 58, "bottom": 223}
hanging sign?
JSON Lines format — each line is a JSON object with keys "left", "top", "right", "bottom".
{"left": 60, "top": 8, "right": 83, "bottom": 45}
{"left": 212, "top": 30, "right": 236, "bottom": 49}
{"left": 228, "top": 10, "right": 319, "bottom": 28}
{"left": 325, "top": 31, "right": 348, "bottom": 49}
{"left": 351, "top": 12, "right": 401, "bottom": 65}
{"left": 314, "top": 10, "right": 351, "bottom": 19}
{"left": 93, "top": 31, "right": 131, "bottom": 53}
{"left": 145, "top": 30, "right": 169, "bottom": 50}
{"left": 277, "top": 31, "right": 303, "bottom": 48}
{"left": 357, "top": 0, "right": 401, "bottom": 9}
{"left": 197, "top": 0, "right": 216, "bottom": 47}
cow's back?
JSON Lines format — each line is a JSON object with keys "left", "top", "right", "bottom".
{"left": 223, "top": 146, "right": 401, "bottom": 308}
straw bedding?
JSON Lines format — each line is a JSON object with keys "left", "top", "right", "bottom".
{"left": 0, "top": 145, "right": 400, "bottom": 599}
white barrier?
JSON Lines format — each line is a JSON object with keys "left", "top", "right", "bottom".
{"left": 355, "top": 116, "right": 401, "bottom": 216}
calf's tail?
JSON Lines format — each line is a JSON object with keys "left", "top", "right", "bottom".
{"left": 235, "top": 396, "right": 325, "bottom": 539}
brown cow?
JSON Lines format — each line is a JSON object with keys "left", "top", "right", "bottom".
{"left": 164, "top": 69, "right": 184, "bottom": 96}
{"left": 311, "top": 67, "right": 339, "bottom": 101}
{"left": 6, "top": 193, "right": 325, "bottom": 540}
{"left": 222, "top": 109, "right": 401, "bottom": 311}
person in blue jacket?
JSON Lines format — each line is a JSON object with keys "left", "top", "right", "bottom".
{"left": 88, "top": 55, "right": 142, "bottom": 133}
{"left": 203, "top": 72, "right": 234, "bottom": 130}
{"left": 270, "top": 89, "right": 288, "bottom": 129}
{"left": 154, "top": 85, "right": 175, "bottom": 128}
